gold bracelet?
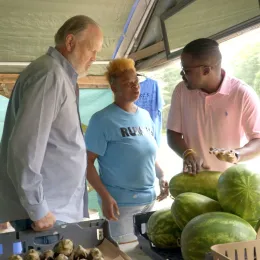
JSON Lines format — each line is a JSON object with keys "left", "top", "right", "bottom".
{"left": 182, "top": 148, "right": 192, "bottom": 156}
{"left": 183, "top": 149, "right": 196, "bottom": 158}
{"left": 184, "top": 151, "right": 195, "bottom": 159}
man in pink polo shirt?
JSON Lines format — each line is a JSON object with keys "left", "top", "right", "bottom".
{"left": 167, "top": 38, "right": 260, "bottom": 174}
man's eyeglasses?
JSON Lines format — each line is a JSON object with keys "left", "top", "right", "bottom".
{"left": 181, "top": 65, "right": 210, "bottom": 76}
{"left": 181, "top": 60, "right": 221, "bottom": 76}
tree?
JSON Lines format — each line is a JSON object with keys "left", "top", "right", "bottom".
{"left": 231, "top": 42, "right": 260, "bottom": 96}
{"left": 147, "top": 64, "right": 182, "bottom": 132}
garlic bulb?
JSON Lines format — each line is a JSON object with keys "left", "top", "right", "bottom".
{"left": 53, "top": 239, "right": 74, "bottom": 257}
{"left": 8, "top": 255, "right": 23, "bottom": 260}
{"left": 54, "top": 254, "right": 68, "bottom": 260}
{"left": 24, "top": 249, "right": 40, "bottom": 260}
{"left": 87, "top": 248, "right": 104, "bottom": 260}
{"left": 41, "top": 249, "right": 54, "bottom": 260}
{"left": 69, "top": 245, "right": 88, "bottom": 260}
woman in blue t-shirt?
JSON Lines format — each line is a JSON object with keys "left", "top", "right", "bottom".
{"left": 85, "top": 58, "right": 168, "bottom": 244}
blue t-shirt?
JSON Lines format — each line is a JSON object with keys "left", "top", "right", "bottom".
{"left": 134, "top": 78, "right": 164, "bottom": 146}
{"left": 85, "top": 103, "right": 158, "bottom": 206}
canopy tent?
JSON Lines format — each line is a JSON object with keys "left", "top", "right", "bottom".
{"left": 1, "top": 0, "right": 260, "bottom": 133}
{"left": 0, "top": 0, "right": 136, "bottom": 74}
{"left": 0, "top": 0, "right": 259, "bottom": 77}
{"left": 0, "top": 0, "right": 260, "bottom": 218}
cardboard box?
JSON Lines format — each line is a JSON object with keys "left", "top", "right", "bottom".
{"left": 92, "top": 238, "right": 131, "bottom": 260}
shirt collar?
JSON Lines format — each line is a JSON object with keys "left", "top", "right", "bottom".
{"left": 216, "top": 69, "right": 231, "bottom": 95}
{"left": 47, "top": 46, "right": 78, "bottom": 86}
{"left": 198, "top": 69, "right": 231, "bottom": 96}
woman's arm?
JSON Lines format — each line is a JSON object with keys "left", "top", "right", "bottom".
{"left": 87, "top": 151, "right": 119, "bottom": 221}
{"left": 155, "top": 160, "right": 169, "bottom": 201}
{"left": 155, "top": 160, "right": 165, "bottom": 180}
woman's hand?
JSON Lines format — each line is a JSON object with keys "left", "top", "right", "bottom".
{"left": 157, "top": 178, "right": 169, "bottom": 201}
{"left": 102, "top": 196, "right": 120, "bottom": 221}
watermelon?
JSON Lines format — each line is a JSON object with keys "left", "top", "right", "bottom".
{"left": 255, "top": 219, "right": 260, "bottom": 233}
{"left": 146, "top": 209, "right": 181, "bottom": 249}
{"left": 217, "top": 164, "right": 260, "bottom": 222}
{"left": 171, "top": 192, "right": 222, "bottom": 229}
{"left": 181, "top": 212, "right": 256, "bottom": 260}
{"left": 169, "top": 171, "right": 222, "bottom": 200}
{"left": 249, "top": 219, "right": 259, "bottom": 231}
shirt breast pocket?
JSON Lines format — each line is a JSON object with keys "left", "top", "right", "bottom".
{"left": 52, "top": 91, "right": 80, "bottom": 137}
{"left": 208, "top": 102, "right": 238, "bottom": 145}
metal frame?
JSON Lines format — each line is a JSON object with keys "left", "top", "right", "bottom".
{"left": 113, "top": 0, "right": 157, "bottom": 59}
{"left": 160, "top": 0, "right": 260, "bottom": 61}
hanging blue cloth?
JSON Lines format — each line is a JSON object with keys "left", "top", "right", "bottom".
{"left": 135, "top": 77, "right": 164, "bottom": 146}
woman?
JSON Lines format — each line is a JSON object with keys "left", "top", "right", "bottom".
{"left": 85, "top": 58, "right": 168, "bottom": 244}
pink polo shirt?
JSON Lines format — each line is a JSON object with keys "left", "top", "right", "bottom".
{"left": 167, "top": 70, "right": 260, "bottom": 172}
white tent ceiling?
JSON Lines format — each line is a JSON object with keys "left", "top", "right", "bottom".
{"left": 0, "top": 0, "right": 259, "bottom": 76}
{"left": 0, "top": 0, "right": 135, "bottom": 74}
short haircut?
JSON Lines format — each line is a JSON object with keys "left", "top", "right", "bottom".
{"left": 182, "top": 38, "right": 222, "bottom": 64}
{"left": 105, "top": 58, "right": 136, "bottom": 85}
{"left": 55, "top": 15, "right": 99, "bottom": 46}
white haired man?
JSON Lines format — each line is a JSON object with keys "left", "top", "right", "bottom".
{"left": 0, "top": 15, "right": 103, "bottom": 241}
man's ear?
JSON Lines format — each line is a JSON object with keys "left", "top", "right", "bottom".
{"left": 65, "top": 34, "right": 75, "bottom": 52}
{"left": 203, "top": 66, "right": 210, "bottom": 75}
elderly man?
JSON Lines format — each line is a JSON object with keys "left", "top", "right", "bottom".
{"left": 0, "top": 15, "right": 103, "bottom": 235}
{"left": 167, "top": 38, "right": 260, "bottom": 174}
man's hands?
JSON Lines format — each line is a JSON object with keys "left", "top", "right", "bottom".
{"left": 209, "top": 147, "right": 239, "bottom": 164}
{"left": 32, "top": 212, "right": 56, "bottom": 232}
{"left": 183, "top": 149, "right": 210, "bottom": 174}
{"left": 102, "top": 195, "right": 120, "bottom": 221}
{"left": 182, "top": 146, "right": 239, "bottom": 175}
{"left": 157, "top": 178, "right": 169, "bottom": 201}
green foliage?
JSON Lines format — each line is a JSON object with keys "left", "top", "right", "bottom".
{"left": 147, "top": 65, "right": 182, "bottom": 132}
{"left": 231, "top": 42, "right": 260, "bottom": 93}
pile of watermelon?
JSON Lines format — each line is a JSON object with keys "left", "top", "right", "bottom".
{"left": 146, "top": 164, "right": 260, "bottom": 260}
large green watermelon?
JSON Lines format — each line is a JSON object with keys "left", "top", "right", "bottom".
{"left": 181, "top": 212, "right": 256, "bottom": 260}
{"left": 171, "top": 192, "right": 222, "bottom": 230}
{"left": 255, "top": 219, "right": 260, "bottom": 233}
{"left": 249, "top": 219, "right": 259, "bottom": 231}
{"left": 146, "top": 209, "right": 181, "bottom": 249}
{"left": 217, "top": 164, "right": 260, "bottom": 222}
{"left": 169, "top": 171, "right": 222, "bottom": 200}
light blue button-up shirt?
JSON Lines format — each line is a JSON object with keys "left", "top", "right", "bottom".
{"left": 0, "top": 47, "right": 88, "bottom": 223}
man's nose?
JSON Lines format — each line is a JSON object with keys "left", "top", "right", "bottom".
{"left": 91, "top": 52, "right": 97, "bottom": 61}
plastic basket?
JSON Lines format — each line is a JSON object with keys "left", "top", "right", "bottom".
{"left": 133, "top": 211, "right": 214, "bottom": 260}
{"left": 211, "top": 234, "right": 260, "bottom": 260}
{"left": 133, "top": 210, "right": 185, "bottom": 260}
{"left": 0, "top": 218, "right": 117, "bottom": 259}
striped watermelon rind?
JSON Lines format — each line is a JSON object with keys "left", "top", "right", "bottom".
{"left": 171, "top": 192, "right": 222, "bottom": 230}
{"left": 169, "top": 171, "right": 222, "bottom": 200}
{"left": 147, "top": 209, "right": 181, "bottom": 249}
{"left": 217, "top": 164, "right": 260, "bottom": 222}
{"left": 255, "top": 219, "right": 260, "bottom": 233}
{"left": 181, "top": 212, "right": 256, "bottom": 260}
